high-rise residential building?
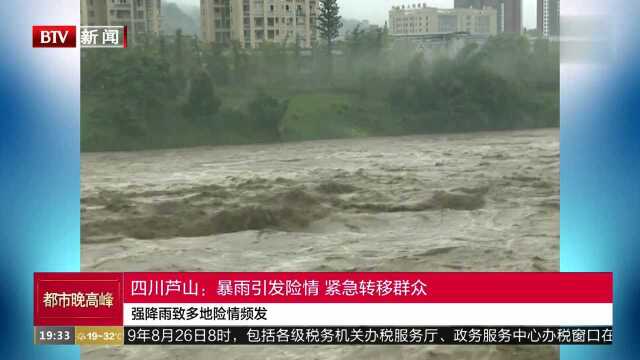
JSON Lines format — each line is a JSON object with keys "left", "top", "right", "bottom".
{"left": 80, "top": 0, "right": 162, "bottom": 43}
{"left": 389, "top": 4, "right": 497, "bottom": 36}
{"left": 497, "top": 0, "right": 522, "bottom": 33}
{"left": 201, "top": 0, "right": 318, "bottom": 49}
{"left": 537, "top": 0, "right": 560, "bottom": 37}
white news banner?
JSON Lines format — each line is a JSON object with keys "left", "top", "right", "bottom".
{"left": 124, "top": 303, "right": 613, "bottom": 327}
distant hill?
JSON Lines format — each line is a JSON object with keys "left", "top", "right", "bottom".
{"left": 161, "top": 2, "right": 199, "bottom": 36}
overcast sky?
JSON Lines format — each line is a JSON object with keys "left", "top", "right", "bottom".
{"left": 171, "top": 0, "right": 538, "bottom": 29}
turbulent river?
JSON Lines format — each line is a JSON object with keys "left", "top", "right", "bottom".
{"left": 81, "top": 129, "right": 559, "bottom": 360}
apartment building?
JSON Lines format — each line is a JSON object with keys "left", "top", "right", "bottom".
{"left": 537, "top": 0, "right": 560, "bottom": 38}
{"left": 201, "top": 0, "right": 318, "bottom": 49}
{"left": 389, "top": 4, "right": 497, "bottom": 37}
{"left": 498, "top": 0, "right": 522, "bottom": 33}
{"left": 81, "top": 0, "right": 162, "bottom": 43}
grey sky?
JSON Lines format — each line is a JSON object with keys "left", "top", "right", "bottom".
{"left": 171, "top": 0, "right": 538, "bottom": 29}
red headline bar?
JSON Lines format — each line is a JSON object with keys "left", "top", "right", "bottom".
{"left": 123, "top": 272, "right": 613, "bottom": 304}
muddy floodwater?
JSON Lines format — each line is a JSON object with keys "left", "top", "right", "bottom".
{"left": 81, "top": 129, "right": 559, "bottom": 360}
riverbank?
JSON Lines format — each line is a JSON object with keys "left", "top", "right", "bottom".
{"left": 81, "top": 88, "right": 559, "bottom": 152}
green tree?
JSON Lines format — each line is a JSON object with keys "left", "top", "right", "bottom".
{"left": 260, "top": 42, "right": 289, "bottom": 85}
{"left": 174, "top": 28, "right": 184, "bottom": 65}
{"left": 172, "top": 29, "right": 188, "bottom": 96}
{"left": 531, "top": 38, "right": 559, "bottom": 89}
{"left": 159, "top": 35, "right": 167, "bottom": 58}
{"left": 345, "top": 25, "right": 365, "bottom": 74}
{"left": 479, "top": 33, "right": 531, "bottom": 81}
{"left": 205, "top": 43, "right": 230, "bottom": 85}
{"left": 248, "top": 91, "right": 289, "bottom": 140}
{"left": 81, "top": 48, "right": 173, "bottom": 150}
{"left": 317, "top": 0, "right": 342, "bottom": 78}
{"left": 231, "top": 40, "right": 250, "bottom": 83}
{"left": 292, "top": 37, "right": 303, "bottom": 77}
{"left": 407, "top": 53, "right": 426, "bottom": 80}
{"left": 184, "top": 69, "right": 221, "bottom": 120}
{"left": 317, "top": 0, "right": 342, "bottom": 53}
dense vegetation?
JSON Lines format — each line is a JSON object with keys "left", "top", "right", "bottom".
{"left": 81, "top": 26, "right": 559, "bottom": 152}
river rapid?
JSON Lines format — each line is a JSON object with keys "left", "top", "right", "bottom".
{"left": 81, "top": 128, "right": 559, "bottom": 360}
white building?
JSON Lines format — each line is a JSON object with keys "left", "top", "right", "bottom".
{"left": 81, "top": 0, "right": 162, "bottom": 44}
{"left": 201, "top": 0, "right": 318, "bottom": 49}
{"left": 389, "top": 4, "right": 497, "bottom": 37}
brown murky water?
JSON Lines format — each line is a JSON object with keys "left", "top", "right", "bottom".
{"left": 81, "top": 129, "right": 559, "bottom": 360}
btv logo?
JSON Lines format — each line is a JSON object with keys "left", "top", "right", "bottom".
{"left": 33, "top": 26, "right": 76, "bottom": 48}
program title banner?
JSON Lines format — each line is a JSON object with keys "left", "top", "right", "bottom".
{"left": 33, "top": 272, "right": 613, "bottom": 346}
